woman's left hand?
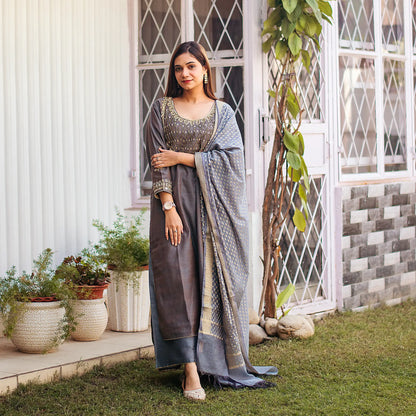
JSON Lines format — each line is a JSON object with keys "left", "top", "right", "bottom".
{"left": 151, "top": 148, "right": 179, "bottom": 168}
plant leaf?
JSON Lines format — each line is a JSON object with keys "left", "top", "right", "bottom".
{"left": 288, "top": 3, "right": 304, "bottom": 23}
{"left": 304, "top": 15, "right": 321, "bottom": 37}
{"left": 287, "top": 151, "right": 301, "bottom": 169}
{"left": 288, "top": 166, "right": 301, "bottom": 182}
{"left": 318, "top": 0, "right": 333, "bottom": 18}
{"left": 275, "top": 40, "right": 289, "bottom": 60}
{"left": 287, "top": 96, "right": 300, "bottom": 119}
{"left": 301, "top": 49, "right": 311, "bottom": 73}
{"left": 299, "top": 183, "right": 307, "bottom": 202}
{"left": 276, "top": 283, "right": 296, "bottom": 309}
{"left": 262, "top": 36, "right": 273, "bottom": 53}
{"left": 300, "top": 156, "right": 310, "bottom": 192}
{"left": 305, "top": 0, "right": 322, "bottom": 22}
{"left": 296, "top": 13, "right": 308, "bottom": 31}
{"left": 301, "top": 196, "right": 309, "bottom": 220}
{"left": 288, "top": 32, "right": 302, "bottom": 55}
{"left": 284, "top": 130, "right": 300, "bottom": 153}
{"left": 282, "top": 0, "right": 298, "bottom": 14}
{"left": 267, "top": 88, "right": 276, "bottom": 98}
{"left": 293, "top": 208, "right": 306, "bottom": 231}
{"left": 281, "top": 18, "right": 296, "bottom": 38}
{"left": 297, "top": 132, "right": 305, "bottom": 155}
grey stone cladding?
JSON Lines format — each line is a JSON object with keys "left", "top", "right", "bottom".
{"left": 342, "top": 181, "right": 416, "bottom": 310}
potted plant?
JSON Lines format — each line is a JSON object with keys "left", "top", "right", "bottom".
{"left": 55, "top": 249, "right": 110, "bottom": 341}
{"left": 93, "top": 210, "right": 150, "bottom": 332}
{"left": 0, "top": 249, "right": 76, "bottom": 353}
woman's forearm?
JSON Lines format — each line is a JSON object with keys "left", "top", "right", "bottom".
{"left": 177, "top": 152, "right": 195, "bottom": 168}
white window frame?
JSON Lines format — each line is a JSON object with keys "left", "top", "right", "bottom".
{"left": 337, "top": 0, "right": 415, "bottom": 183}
{"left": 129, "top": 0, "right": 246, "bottom": 206}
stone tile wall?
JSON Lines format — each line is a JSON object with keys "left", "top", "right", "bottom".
{"left": 342, "top": 182, "right": 416, "bottom": 310}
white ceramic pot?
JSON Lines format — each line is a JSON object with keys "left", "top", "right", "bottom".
{"left": 11, "top": 301, "right": 65, "bottom": 353}
{"left": 107, "top": 269, "right": 150, "bottom": 332}
{"left": 71, "top": 298, "right": 108, "bottom": 341}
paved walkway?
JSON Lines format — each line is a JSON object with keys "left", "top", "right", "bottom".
{"left": 0, "top": 330, "right": 153, "bottom": 395}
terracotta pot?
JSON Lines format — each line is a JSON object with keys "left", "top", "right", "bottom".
{"left": 28, "top": 296, "right": 58, "bottom": 302}
{"left": 75, "top": 284, "right": 109, "bottom": 300}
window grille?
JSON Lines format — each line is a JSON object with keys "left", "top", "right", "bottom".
{"left": 136, "top": 0, "right": 243, "bottom": 197}
{"left": 338, "top": 0, "right": 413, "bottom": 178}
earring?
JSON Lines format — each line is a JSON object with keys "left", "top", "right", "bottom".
{"left": 203, "top": 73, "right": 208, "bottom": 84}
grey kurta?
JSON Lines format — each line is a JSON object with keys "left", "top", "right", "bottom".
{"left": 146, "top": 97, "right": 215, "bottom": 347}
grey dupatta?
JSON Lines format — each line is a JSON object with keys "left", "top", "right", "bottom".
{"left": 195, "top": 102, "right": 277, "bottom": 387}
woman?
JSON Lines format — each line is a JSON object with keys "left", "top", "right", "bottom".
{"left": 145, "top": 41, "right": 277, "bottom": 401}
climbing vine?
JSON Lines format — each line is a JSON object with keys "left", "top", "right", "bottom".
{"left": 259, "top": 0, "right": 333, "bottom": 318}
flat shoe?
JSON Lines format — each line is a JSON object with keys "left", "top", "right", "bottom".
{"left": 182, "top": 375, "right": 206, "bottom": 401}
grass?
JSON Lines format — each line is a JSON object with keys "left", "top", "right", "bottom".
{"left": 1, "top": 300, "right": 416, "bottom": 416}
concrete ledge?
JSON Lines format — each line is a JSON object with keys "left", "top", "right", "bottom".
{"left": 0, "top": 330, "right": 153, "bottom": 396}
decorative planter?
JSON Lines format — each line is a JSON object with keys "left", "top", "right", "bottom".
{"left": 10, "top": 301, "right": 65, "bottom": 353}
{"left": 71, "top": 298, "right": 108, "bottom": 341}
{"left": 75, "top": 284, "right": 109, "bottom": 300}
{"left": 107, "top": 269, "right": 150, "bottom": 332}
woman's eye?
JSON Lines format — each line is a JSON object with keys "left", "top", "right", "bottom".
{"left": 175, "top": 67, "right": 181, "bottom": 72}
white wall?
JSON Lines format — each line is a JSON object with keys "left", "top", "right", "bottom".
{"left": 0, "top": 0, "right": 132, "bottom": 274}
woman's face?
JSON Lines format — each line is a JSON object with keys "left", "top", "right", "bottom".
{"left": 173, "top": 52, "right": 207, "bottom": 92}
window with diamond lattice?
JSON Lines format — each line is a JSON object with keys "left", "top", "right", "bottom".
{"left": 338, "top": 0, "right": 413, "bottom": 177}
{"left": 136, "top": 0, "right": 244, "bottom": 197}
{"left": 267, "top": 39, "right": 325, "bottom": 122}
{"left": 277, "top": 177, "right": 329, "bottom": 305}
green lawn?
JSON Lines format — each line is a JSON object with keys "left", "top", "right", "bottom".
{"left": 1, "top": 301, "right": 415, "bottom": 416}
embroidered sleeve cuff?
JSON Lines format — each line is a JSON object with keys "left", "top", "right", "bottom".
{"left": 153, "top": 179, "right": 172, "bottom": 199}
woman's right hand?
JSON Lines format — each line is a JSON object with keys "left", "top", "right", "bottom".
{"left": 164, "top": 208, "right": 183, "bottom": 246}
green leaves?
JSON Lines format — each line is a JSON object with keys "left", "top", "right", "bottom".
{"left": 293, "top": 208, "right": 306, "bottom": 232}
{"left": 282, "top": 0, "right": 297, "bottom": 14}
{"left": 288, "top": 32, "right": 302, "bottom": 55}
{"left": 286, "top": 86, "right": 300, "bottom": 118}
{"left": 284, "top": 127, "right": 309, "bottom": 232}
{"left": 276, "top": 283, "right": 296, "bottom": 310}
{"left": 301, "top": 49, "right": 311, "bottom": 72}
{"left": 260, "top": 1, "right": 332, "bottom": 236}
{"left": 275, "top": 40, "right": 288, "bottom": 60}
{"left": 305, "top": 0, "right": 322, "bottom": 22}
{"left": 262, "top": 0, "right": 332, "bottom": 61}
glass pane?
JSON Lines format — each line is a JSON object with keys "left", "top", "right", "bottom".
{"left": 193, "top": 0, "right": 243, "bottom": 59}
{"left": 338, "top": 0, "right": 374, "bottom": 50}
{"left": 213, "top": 65, "right": 244, "bottom": 138}
{"left": 267, "top": 40, "right": 324, "bottom": 123}
{"left": 339, "top": 56, "right": 377, "bottom": 174}
{"left": 139, "top": 0, "right": 181, "bottom": 63}
{"left": 384, "top": 59, "right": 406, "bottom": 172}
{"left": 139, "top": 69, "right": 168, "bottom": 193}
{"left": 296, "top": 39, "right": 324, "bottom": 121}
{"left": 278, "top": 177, "right": 328, "bottom": 306}
{"left": 381, "top": 0, "right": 404, "bottom": 54}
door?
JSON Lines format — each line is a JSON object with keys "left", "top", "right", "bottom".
{"left": 264, "top": 22, "right": 336, "bottom": 314}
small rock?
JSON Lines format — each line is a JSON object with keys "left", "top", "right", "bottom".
{"left": 259, "top": 316, "right": 266, "bottom": 328}
{"left": 249, "top": 308, "right": 260, "bottom": 325}
{"left": 264, "top": 318, "right": 279, "bottom": 336}
{"left": 276, "top": 314, "right": 315, "bottom": 339}
{"left": 249, "top": 324, "right": 268, "bottom": 345}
